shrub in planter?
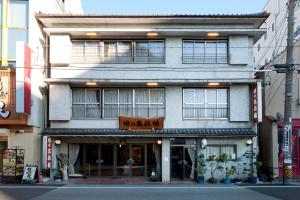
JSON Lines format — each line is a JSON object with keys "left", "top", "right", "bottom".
{"left": 219, "top": 153, "right": 236, "bottom": 184}
{"left": 195, "top": 154, "right": 206, "bottom": 184}
{"left": 150, "top": 169, "right": 161, "bottom": 181}
{"left": 242, "top": 150, "right": 262, "bottom": 184}
{"left": 207, "top": 155, "right": 223, "bottom": 184}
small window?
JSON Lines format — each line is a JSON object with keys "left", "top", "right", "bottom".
{"left": 272, "top": 23, "right": 275, "bottom": 32}
{"left": 257, "top": 44, "right": 260, "bottom": 52}
{"left": 206, "top": 145, "right": 236, "bottom": 160}
{"left": 264, "top": 32, "right": 267, "bottom": 40}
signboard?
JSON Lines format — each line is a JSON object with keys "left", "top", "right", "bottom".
{"left": 2, "top": 149, "right": 16, "bottom": 176}
{"left": 0, "top": 76, "right": 10, "bottom": 118}
{"left": 46, "top": 137, "right": 52, "bottom": 169}
{"left": 22, "top": 166, "right": 37, "bottom": 182}
{"left": 119, "top": 116, "right": 164, "bottom": 130}
{"left": 16, "top": 41, "right": 31, "bottom": 114}
{"left": 252, "top": 84, "right": 258, "bottom": 123}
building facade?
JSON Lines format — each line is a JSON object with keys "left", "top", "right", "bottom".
{"left": 0, "top": 0, "right": 82, "bottom": 176}
{"left": 254, "top": 0, "right": 300, "bottom": 179}
{"left": 36, "top": 13, "right": 268, "bottom": 182}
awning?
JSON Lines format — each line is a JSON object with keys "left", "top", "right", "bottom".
{"left": 42, "top": 128, "right": 256, "bottom": 138}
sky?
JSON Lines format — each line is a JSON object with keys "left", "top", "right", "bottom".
{"left": 82, "top": 0, "right": 268, "bottom": 15}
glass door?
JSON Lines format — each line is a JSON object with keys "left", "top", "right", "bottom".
{"left": 85, "top": 145, "right": 99, "bottom": 176}
{"left": 117, "top": 145, "right": 130, "bottom": 176}
{"left": 100, "top": 145, "right": 114, "bottom": 176}
{"left": 171, "top": 147, "right": 184, "bottom": 180}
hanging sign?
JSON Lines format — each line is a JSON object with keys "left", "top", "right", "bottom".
{"left": 119, "top": 116, "right": 164, "bottom": 130}
{"left": 252, "top": 84, "right": 258, "bottom": 122}
{"left": 46, "top": 137, "right": 52, "bottom": 169}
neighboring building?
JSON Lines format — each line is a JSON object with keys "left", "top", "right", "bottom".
{"left": 254, "top": 0, "right": 300, "bottom": 179}
{"left": 0, "top": 0, "right": 82, "bottom": 176}
{"left": 36, "top": 13, "right": 268, "bottom": 182}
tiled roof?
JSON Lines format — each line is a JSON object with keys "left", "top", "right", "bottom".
{"left": 42, "top": 128, "right": 256, "bottom": 137}
{"left": 36, "top": 12, "right": 269, "bottom": 18}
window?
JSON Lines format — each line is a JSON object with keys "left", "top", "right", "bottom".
{"left": 72, "top": 88, "right": 165, "bottom": 119}
{"left": 71, "top": 40, "right": 165, "bottom": 64}
{"left": 183, "top": 88, "right": 228, "bottom": 119}
{"left": 264, "top": 32, "right": 267, "bottom": 40}
{"left": 182, "top": 40, "right": 228, "bottom": 64}
{"left": 272, "top": 23, "right": 275, "bottom": 32}
{"left": 257, "top": 44, "right": 260, "bottom": 52}
{"left": 206, "top": 145, "right": 236, "bottom": 160}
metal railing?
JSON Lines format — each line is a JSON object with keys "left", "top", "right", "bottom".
{"left": 182, "top": 54, "right": 228, "bottom": 64}
{"left": 183, "top": 107, "right": 229, "bottom": 119}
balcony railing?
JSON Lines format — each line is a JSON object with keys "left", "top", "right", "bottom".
{"left": 71, "top": 46, "right": 165, "bottom": 64}
{"left": 182, "top": 54, "right": 228, "bottom": 64}
{"left": 72, "top": 106, "right": 165, "bottom": 119}
{"left": 183, "top": 107, "right": 229, "bottom": 119}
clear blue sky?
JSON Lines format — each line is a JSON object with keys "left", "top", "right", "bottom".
{"left": 82, "top": 0, "right": 268, "bottom": 14}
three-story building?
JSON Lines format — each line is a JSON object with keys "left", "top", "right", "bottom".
{"left": 36, "top": 13, "right": 268, "bottom": 182}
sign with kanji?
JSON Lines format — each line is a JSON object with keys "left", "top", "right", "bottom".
{"left": 252, "top": 84, "right": 258, "bottom": 123}
{"left": 46, "top": 137, "right": 52, "bottom": 169}
{"left": 119, "top": 116, "right": 164, "bottom": 130}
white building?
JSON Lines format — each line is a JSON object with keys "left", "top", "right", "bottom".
{"left": 36, "top": 13, "right": 268, "bottom": 182}
{"left": 254, "top": 0, "right": 300, "bottom": 179}
{"left": 0, "top": 0, "right": 82, "bottom": 176}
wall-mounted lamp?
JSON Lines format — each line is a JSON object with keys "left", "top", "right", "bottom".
{"left": 55, "top": 139, "right": 61, "bottom": 145}
{"left": 201, "top": 138, "right": 207, "bottom": 149}
{"left": 246, "top": 139, "right": 253, "bottom": 146}
{"left": 157, "top": 139, "right": 162, "bottom": 145}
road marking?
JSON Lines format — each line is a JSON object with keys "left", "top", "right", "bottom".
{"left": 0, "top": 185, "right": 300, "bottom": 189}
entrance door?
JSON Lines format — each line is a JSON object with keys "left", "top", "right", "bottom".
{"left": 171, "top": 146, "right": 195, "bottom": 180}
{"left": 85, "top": 145, "right": 99, "bottom": 176}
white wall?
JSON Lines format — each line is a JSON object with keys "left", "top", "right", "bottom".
{"left": 229, "top": 36, "right": 249, "bottom": 65}
{"left": 49, "top": 84, "right": 71, "bottom": 120}
{"left": 230, "top": 85, "right": 250, "bottom": 122}
{"left": 50, "top": 34, "right": 71, "bottom": 66}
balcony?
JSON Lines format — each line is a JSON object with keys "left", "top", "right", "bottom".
{"left": 183, "top": 107, "right": 229, "bottom": 119}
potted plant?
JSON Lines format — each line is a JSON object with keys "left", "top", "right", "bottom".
{"left": 57, "top": 153, "right": 69, "bottom": 181}
{"left": 150, "top": 169, "right": 161, "bottom": 181}
{"left": 207, "top": 155, "right": 223, "bottom": 183}
{"left": 219, "top": 153, "right": 236, "bottom": 184}
{"left": 242, "top": 150, "right": 262, "bottom": 184}
{"left": 232, "top": 157, "right": 243, "bottom": 183}
{"left": 195, "top": 154, "right": 206, "bottom": 184}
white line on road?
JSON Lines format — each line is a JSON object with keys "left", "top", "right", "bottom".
{"left": 0, "top": 185, "right": 300, "bottom": 189}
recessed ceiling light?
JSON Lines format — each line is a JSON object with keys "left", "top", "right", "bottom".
{"left": 208, "top": 82, "right": 220, "bottom": 86}
{"left": 86, "top": 32, "right": 97, "bottom": 36}
{"left": 207, "top": 32, "right": 219, "bottom": 37}
{"left": 146, "top": 82, "right": 159, "bottom": 86}
{"left": 147, "top": 32, "right": 158, "bottom": 37}
{"left": 86, "top": 82, "right": 97, "bottom": 86}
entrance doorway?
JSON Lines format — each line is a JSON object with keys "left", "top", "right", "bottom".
{"left": 171, "top": 146, "right": 196, "bottom": 180}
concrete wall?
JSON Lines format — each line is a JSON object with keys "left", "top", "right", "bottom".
{"left": 50, "top": 36, "right": 254, "bottom": 80}
{"left": 50, "top": 34, "right": 72, "bottom": 66}
{"left": 50, "top": 86, "right": 252, "bottom": 128}
{"left": 49, "top": 84, "right": 71, "bottom": 120}
{"left": 229, "top": 85, "right": 250, "bottom": 122}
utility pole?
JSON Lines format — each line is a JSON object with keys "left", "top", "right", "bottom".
{"left": 283, "top": 0, "right": 296, "bottom": 184}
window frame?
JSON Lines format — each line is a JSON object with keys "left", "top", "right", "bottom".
{"left": 182, "top": 88, "right": 229, "bottom": 119}
{"left": 182, "top": 39, "right": 228, "bottom": 64}
{"left": 205, "top": 144, "right": 237, "bottom": 161}
{"left": 71, "top": 88, "right": 165, "bottom": 119}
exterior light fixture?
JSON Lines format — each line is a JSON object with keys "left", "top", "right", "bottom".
{"left": 86, "top": 82, "right": 97, "bottom": 86}
{"left": 201, "top": 138, "right": 207, "bottom": 149}
{"left": 146, "top": 82, "right": 159, "bottom": 86}
{"left": 208, "top": 82, "right": 220, "bottom": 86}
{"left": 157, "top": 139, "right": 162, "bottom": 145}
{"left": 207, "top": 32, "right": 219, "bottom": 37}
{"left": 246, "top": 139, "right": 253, "bottom": 145}
{"left": 147, "top": 32, "right": 158, "bottom": 37}
{"left": 86, "top": 32, "right": 97, "bottom": 36}
{"left": 55, "top": 139, "right": 61, "bottom": 145}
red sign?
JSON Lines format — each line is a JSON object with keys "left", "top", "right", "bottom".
{"left": 252, "top": 84, "right": 258, "bottom": 123}
{"left": 46, "top": 138, "right": 52, "bottom": 169}
{"left": 24, "top": 44, "right": 31, "bottom": 114}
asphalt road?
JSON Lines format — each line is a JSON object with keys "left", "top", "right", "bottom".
{"left": 0, "top": 184, "right": 300, "bottom": 200}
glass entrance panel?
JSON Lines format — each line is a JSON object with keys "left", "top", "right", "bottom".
{"left": 86, "top": 145, "right": 99, "bottom": 176}
{"left": 117, "top": 145, "right": 130, "bottom": 176}
{"left": 100, "top": 145, "right": 114, "bottom": 176}
{"left": 171, "top": 147, "right": 183, "bottom": 179}
{"left": 132, "top": 145, "right": 145, "bottom": 176}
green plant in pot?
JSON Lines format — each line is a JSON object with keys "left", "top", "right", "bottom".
{"left": 219, "top": 153, "right": 236, "bottom": 184}
{"left": 207, "top": 155, "right": 223, "bottom": 183}
{"left": 242, "top": 150, "right": 262, "bottom": 184}
{"left": 195, "top": 154, "right": 207, "bottom": 184}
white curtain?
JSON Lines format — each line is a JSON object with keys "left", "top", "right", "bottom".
{"left": 68, "top": 144, "right": 80, "bottom": 174}
{"left": 72, "top": 89, "right": 85, "bottom": 118}
{"left": 135, "top": 89, "right": 149, "bottom": 117}
{"left": 153, "top": 144, "right": 161, "bottom": 172}
{"left": 186, "top": 139, "right": 196, "bottom": 179}
{"left": 206, "top": 146, "right": 220, "bottom": 159}
{"left": 221, "top": 146, "right": 234, "bottom": 159}
{"left": 103, "top": 89, "right": 118, "bottom": 118}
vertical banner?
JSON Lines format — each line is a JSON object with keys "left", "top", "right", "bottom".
{"left": 252, "top": 84, "right": 258, "bottom": 123}
{"left": 16, "top": 41, "right": 31, "bottom": 114}
{"left": 46, "top": 137, "right": 52, "bottom": 169}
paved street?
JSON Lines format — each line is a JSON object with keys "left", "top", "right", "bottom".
{"left": 0, "top": 184, "right": 300, "bottom": 200}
